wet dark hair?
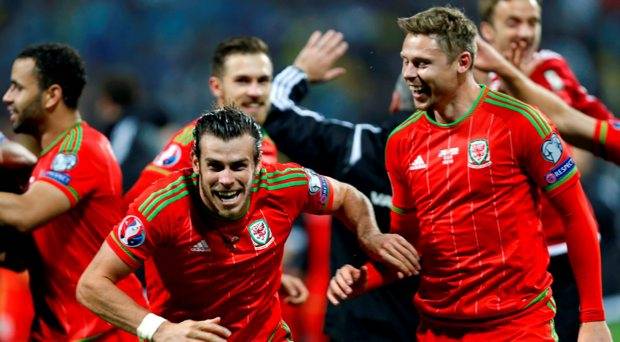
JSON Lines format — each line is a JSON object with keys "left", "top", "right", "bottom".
{"left": 192, "top": 106, "right": 263, "bottom": 163}
{"left": 211, "top": 36, "right": 269, "bottom": 77}
{"left": 17, "top": 43, "right": 86, "bottom": 109}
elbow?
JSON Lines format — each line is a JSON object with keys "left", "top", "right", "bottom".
{"left": 9, "top": 217, "right": 35, "bottom": 233}
{"left": 76, "top": 272, "right": 97, "bottom": 308}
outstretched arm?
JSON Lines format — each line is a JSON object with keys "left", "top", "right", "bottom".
{"left": 475, "top": 37, "right": 597, "bottom": 150}
{"left": 319, "top": 175, "right": 420, "bottom": 276}
{"left": 0, "top": 134, "right": 36, "bottom": 168}
{"left": 77, "top": 242, "right": 231, "bottom": 341}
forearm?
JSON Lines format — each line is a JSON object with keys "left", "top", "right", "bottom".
{"left": 333, "top": 183, "right": 381, "bottom": 242}
{"left": 0, "top": 192, "right": 34, "bottom": 231}
{"left": 77, "top": 274, "right": 151, "bottom": 334}
{"left": 552, "top": 182, "right": 605, "bottom": 322}
{"left": 496, "top": 62, "right": 596, "bottom": 149}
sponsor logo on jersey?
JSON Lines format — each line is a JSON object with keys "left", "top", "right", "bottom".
{"left": 190, "top": 239, "right": 210, "bottom": 252}
{"left": 153, "top": 144, "right": 182, "bottom": 167}
{"left": 118, "top": 215, "right": 146, "bottom": 247}
{"left": 438, "top": 147, "right": 459, "bottom": 165}
{"left": 545, "top": 157, "right": 576, "bottom": 184}
{"left": 541, "top": 133, "right": 563, "bottom": 164}
{"left": 51, "top": 153, "right": 77, "bottom": 172}
{"left": 306, "top": 168, "right": 322, "bottom": 194}
{"left": 409, "top": 155, "right": 427, "bottom": 170}
{"left": 247, "top": 218, "right": 274, "bottom": 250}
{"left": 468, "top": 139, "right": 492, "bottom": 169}
{"left": 44, "top": 170, "right": 71, "bottom": 185}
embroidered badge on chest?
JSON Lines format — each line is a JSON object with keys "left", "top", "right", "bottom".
{"left": 468, "top": 139, "right": 492, "bottom": 169}
{"left": 247, "top": 218, "right": 274, "bottom": 250}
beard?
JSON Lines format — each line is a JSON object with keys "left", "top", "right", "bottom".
{"left": 12, "top": 95, "right": 44, "bottom": 135}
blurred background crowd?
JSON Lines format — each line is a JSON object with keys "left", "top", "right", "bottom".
{"left": 0, "top": 0, "right": 619, "bottom": 340}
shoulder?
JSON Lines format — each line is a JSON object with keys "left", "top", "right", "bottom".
{"left": 253, "top": 162, "right": 309, "bottom": 194}
{"left": 387, "top": 111, "right": 424, "bottom": 142}
{"left": 170, "top": 120, "right": 197, "bottom": 146}
{"left": 58, "top": 122, "right": 113, "bottom": 164}
{"left": 481, "top": 90, "right": 553, "bottom": 138}
{"left": 130, "top": 168, "right": 196, "bottom": 222}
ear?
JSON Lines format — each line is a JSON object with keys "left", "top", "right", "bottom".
{"left": 456, "top": 51, "right": 473, "bottom": 73}
{"left": 43, "top": 84, "right": 62, "bottom": 110}
{"left": 208, "top": 76, "right": 223, "bottom": 98}
{"left": 191, "top": 149, "right": 200, "bottom": 174}
{"left": 480, "top": 22, "right": 494, "bottom": 42}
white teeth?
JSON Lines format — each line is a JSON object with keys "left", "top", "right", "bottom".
{"left": 216, "top": 190, "right": 240, "bottom": 200}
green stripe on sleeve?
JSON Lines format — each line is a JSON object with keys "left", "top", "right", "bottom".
{"left": 388, "top": 111, "right": 424, "bottom": 140}
{"left": 70, "top": 125, "right": 84, "bottom": 153}
{"left": 110, "top": 231, "right": 141, "bottom": 264}
{"left": 484, "top": 98, "right": 548, "bottom": 138}
{"left": 147, "top": 190, "right": 190, "bottom": 221}
{"left": 252, "top": 180, "right": 308, "bottom": 192}
{"left": 544, "top": 167, "right": 578, "bottom": 192}
{"left": 140, "top": 182, "right": 188, "bottom": 218}
{"left": 253, "top": 172, "right": 307, "bottom": 184}
{"left": 487, "top": 91, "right": 552, "bottom": 135}
{"left": 138, "top": 175, "right": 187, "bottom": 212}
{"left": 600, "top": 121, "right": 609, "bottom": 145}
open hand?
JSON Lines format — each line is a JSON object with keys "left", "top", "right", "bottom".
{"left": 293, "top": 30, "right": 348, "bottom": 83}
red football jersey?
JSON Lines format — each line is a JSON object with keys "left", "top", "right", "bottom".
{"left": 491, "top": 49, "right": 611, "bottom": 253}
{"left": 107, "top": 164, "right": 333, "bottom": 341}
{"left": 30, "top": 121, "right": 144, "bottom": 340}
{"left": 386, "top": 86, "right": 578, "bottom": 326}
{"left": 124, "top": 120, "right": 278, "bottom": 207}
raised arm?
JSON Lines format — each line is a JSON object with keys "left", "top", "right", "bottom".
{"left": 475, "top": 37, "right": 597, "bottom": 150}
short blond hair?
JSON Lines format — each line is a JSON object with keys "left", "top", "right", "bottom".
{"left": 397, "top": 6, "right": 478, "bottom": 62}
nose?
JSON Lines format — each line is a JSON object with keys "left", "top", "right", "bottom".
{"left": 516, "top": 23, "right": 534, "bottom": 41}
{"left": 218, "top": 169, "right": 235, "bottom": 187}
{"left": 246, "top": 81, "right": 264, "bottom": 98}
{"left": 2, "top": 88, "right": 13, "bottom": 105}
{"left": 402, "top": 63, "right": 418, "bottom": 82}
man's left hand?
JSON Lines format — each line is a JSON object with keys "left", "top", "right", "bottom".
{"left": 280, "top": 273, "right": 309, "bottom": 305}
{"left": 359, "top": 233, "right": 420, "bottom": 277}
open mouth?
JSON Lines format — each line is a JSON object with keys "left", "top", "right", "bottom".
{"left": 213, "top": 190, "right": 242, "bottom": 205}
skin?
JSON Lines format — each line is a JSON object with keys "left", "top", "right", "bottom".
{"left": 401, "top": 33, "right": 480, "bottom": 123}
{"left": 78, "top": 129, "right": 418, "bottom": 340}
{"left": 0, "top": 57, "right": 78, "bottom": 232}
{"left": 480, "top": 0, "right": 542, "bottom": 74}
{"left": 209, "top": 53, "right": 273, "bottom": 125}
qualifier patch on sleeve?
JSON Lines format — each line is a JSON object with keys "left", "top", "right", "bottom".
{"left": 153, "top": 144, "right": 182, "bottom": 167}
{"left": 117, "top": 215, "right": 146, "bottom": 247}
{"left": 541, "top": 133, "right": 563, "bottom": 164}
{"left": 305, "top": 168, "right": 329, "bottom": 207}
{"left": 51, "top": 153, "right": 77, "bottom": 172}
{"left": 44, "top": 170, "right": 71, "bottom": 185}
{"left": 545, "top": 157, "right": 576, "bottom": 184}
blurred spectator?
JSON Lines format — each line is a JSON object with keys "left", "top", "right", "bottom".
{"left": 96, "top": 74, "right": 161, "bottom": 191}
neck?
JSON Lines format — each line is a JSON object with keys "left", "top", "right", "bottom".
{"left": 432, "top": 75, "right": 481, "bottom": 124}
{"left": 39, "top": 108, "right": 82, "bottom": 149}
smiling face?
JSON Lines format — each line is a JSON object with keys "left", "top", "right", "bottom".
{"left": 2, "top": 58, "right": 45, "bottom": 135}
{"left": 209, "top": 53, "right": 273, "bottom": 125}
{"left": 192, "top": 132, "right": 259, "bottom": 220}
{"left": 401, "top": 34, "right": 461, "bottom": 112}
{"left": 481, "top": 0, "right": 541, "bottom": 62}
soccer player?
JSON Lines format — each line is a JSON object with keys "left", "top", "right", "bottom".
{"left": 475, "top": 36, "right": 620, "bottom": 165}
{"left": 76, "top": 108, "right": 418, "bottom": 341}
{"left": 265, "top": 61, "right": 419, "bottom": 340}
{"left": 478, "top": 1, "right": 615, "bottom": 339}
{"left": 328, "top": 6, "right": 611, "bottom": 341}
{"left": 0, "top": 43, "right": 144, "bottom": 340}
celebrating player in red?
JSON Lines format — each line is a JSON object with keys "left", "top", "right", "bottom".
{"left": 77, "top": 108, "right": 417, "bottom": 341}
{"left": 0, "top": 43, "right": 144, "bottom": 341}
{"left": 328, "top": 7, "right": 611, "bottom": 341}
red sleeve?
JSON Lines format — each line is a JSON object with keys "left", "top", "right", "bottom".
{"left": 593, "top": 119, "right": 620, "bottom": 165}
{"left": 531, "top": 57, "right": 613, "bottom": 120}
{"left": 105, "top": 195, "right": 162, "bottom": 269}
{"left": 37, "top": 141, "right": 108, "bottom": 207}
{"left": 123, "top": 125, "right": 195, "bottom": 208}
{"left": 301, "top": 167, "right": 335, "bottom": 213}
{"left": 514, "top": 104, "right": 579, "bottom": 194}
{"left": 547, "top": 181, "right": 605, "bottom": 322}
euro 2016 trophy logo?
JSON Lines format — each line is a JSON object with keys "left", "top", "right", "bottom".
{"left": 118, "top": 215, "right": 146, "bottom": 248}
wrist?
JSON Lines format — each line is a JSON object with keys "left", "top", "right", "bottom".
{"left": 137, "top": 313, "right": 168, "bottom": 341}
